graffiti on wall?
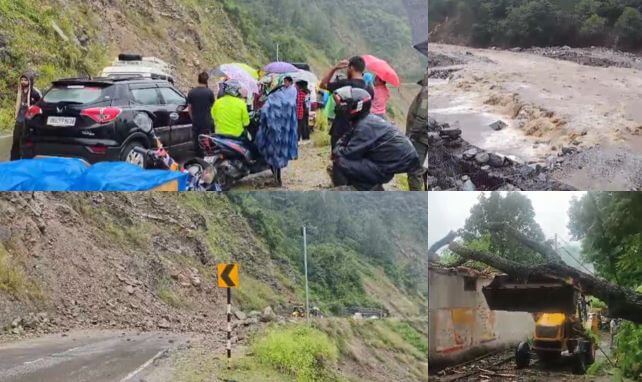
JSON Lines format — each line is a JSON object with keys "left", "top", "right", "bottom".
{"left": 434, "top": 305, "right": 497, "bottom": 354}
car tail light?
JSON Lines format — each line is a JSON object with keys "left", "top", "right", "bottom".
{"left": 25, "top": 105, "right": 42, "bottom": 120}
{"left": 80, "top": 107, "right": 122, "bottom": 124}
{"left": 87, "top": 145, "right": 108, "bottom": 155}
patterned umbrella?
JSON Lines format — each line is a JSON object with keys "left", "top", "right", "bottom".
{"left": 209, "top": 65, "right": 258, "bottom": 95}
{"left": 263, "top": 61, "right": 298, "bottom": 74}
{"left": 222, "top": 63, "right": 259, "bottom": 80}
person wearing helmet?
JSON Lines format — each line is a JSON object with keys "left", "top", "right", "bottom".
{"left": 331, "top": 86, "right": 420, "bottom": 190}
{"left": 211, "top": 79, "right": 250, "bottom": 138}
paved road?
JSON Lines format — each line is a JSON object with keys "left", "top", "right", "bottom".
{"left": 0, "top": 330, "right": 185, "bottom": 382}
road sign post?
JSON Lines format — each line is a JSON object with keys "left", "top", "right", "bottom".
{"left": 303, "top": 227, "right": 310, "bottom": 325}
{"left": 217, "top": 263, "right": 239, "bottom": 370}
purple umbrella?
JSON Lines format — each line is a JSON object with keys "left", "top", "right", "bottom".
{"left": 263, "top": 61, "right": 298, "bottom": 74}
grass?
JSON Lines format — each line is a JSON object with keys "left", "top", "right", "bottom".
{"left": 235, "top": 274, "right": 285, "bottom": 311}
{"left": 253, "top": 324, "right": 341, "bottom": 382}
{"left": 0, "top": 243, "right": 41, "bottom": 300}
{"left": 156, "top": 277, "right": 184, "bottom": 308}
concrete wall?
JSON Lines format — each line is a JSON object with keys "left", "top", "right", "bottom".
{"left": 429, "top": 269, "right": 535, "bottom": 370}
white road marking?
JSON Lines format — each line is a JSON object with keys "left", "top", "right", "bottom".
{"left": 119, "top": 349, "right": 165, "bottom": 382}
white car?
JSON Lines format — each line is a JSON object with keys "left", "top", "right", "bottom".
{"left": 101, "top": 54, "right": 175, "bottom": 84}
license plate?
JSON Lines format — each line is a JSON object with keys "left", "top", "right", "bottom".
{"left": 47, "top": 116, "right": 76, "bottom": 127}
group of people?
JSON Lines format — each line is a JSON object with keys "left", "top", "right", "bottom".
{"left": 184, "top": 55, "right": 427, "bottom": 190}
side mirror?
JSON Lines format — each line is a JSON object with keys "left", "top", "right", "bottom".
{"left": 177, "top": 104, "right": 187, "bottom": 112}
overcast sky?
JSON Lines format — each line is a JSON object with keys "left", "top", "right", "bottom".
{"left": 428, "top": 192, "right": 587, "bottom": 248}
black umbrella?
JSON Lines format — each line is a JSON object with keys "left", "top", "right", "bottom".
{"left": 414, "top": 39, "right": 428, "bottom": 57}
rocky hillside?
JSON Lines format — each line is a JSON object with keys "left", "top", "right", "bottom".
{"left": 0, "top": 192, "right": 427, "bottom": 338}
{"left": 0, "top": 0, "right": 426, "bottom": 132}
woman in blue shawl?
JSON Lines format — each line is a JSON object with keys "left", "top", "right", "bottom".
{"left": 255, "top": 74, "right": 299, "bottom": 186}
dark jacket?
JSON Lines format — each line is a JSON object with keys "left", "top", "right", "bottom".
{"left": 15, "top": 71, "right": 42, "bottom": 124}
{"left": 333, "top": 114, "right": 420, "bottom": 185}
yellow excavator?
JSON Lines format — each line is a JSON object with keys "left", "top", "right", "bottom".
{"left": 483, "top": 274, "right": 598, "bottom": 374}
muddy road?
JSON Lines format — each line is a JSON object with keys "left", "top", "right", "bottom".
{"left": 429, "top": 43, "right": 642, "bottom": 190}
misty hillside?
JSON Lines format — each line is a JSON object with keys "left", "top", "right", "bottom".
{"left": 0, "top": 0, "right": 426, "bottom": 131}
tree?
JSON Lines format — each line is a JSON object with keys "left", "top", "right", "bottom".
{"left": 568, "top": 192, "right": 642, "bottom": 289}
{"left": 432, "top": 223, "right": 642, "bottom": 324}
{"left": 579, "top": 14, "right": 607, "bottom": 43}
{"left": 462, "top": 192, "right": 546, "bottom": 265}
{"left": 615, "top": 6, "right": 642, "bottom": 48}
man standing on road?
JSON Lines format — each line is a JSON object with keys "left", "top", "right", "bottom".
{"left": 11, "top": 72, "right": 41, "bottom": 160}
{"left": 406, "top": 70, "right": 429, "bottom": 191}
{"left": 187, "top": 71, "right": 215, "bottom": 156}
{"left": 320, "top": 56, "right": 374, "bottom": 149}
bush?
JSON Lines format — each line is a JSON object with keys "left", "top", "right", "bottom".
{"left": 615, "top": 321, "right": 642, "bottom": 380}
{"left": 253, "top": 324, "right": 339, "bottom": 382}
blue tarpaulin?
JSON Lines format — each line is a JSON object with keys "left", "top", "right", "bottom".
{"left": 0, "top": 157, "right": 188, "bottom": 191}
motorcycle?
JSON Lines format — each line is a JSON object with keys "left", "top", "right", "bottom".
{"left": 133, "top": 145, "right": 217, "bottom": 191}
{"left": 182, "top": 133, "right": 272, "bottom": 191}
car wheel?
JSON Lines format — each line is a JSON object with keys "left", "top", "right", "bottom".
{"left": 122, "top": 142, "right": 146, "bottom": 168}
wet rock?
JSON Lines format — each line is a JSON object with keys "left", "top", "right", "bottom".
{"left": 233, "top": 310, "right": 247, "bottom": 321}
{"left": 488, "top": 153, "right": 506, "bottom": 167}
{"left": 463, "top": 148, "right": 478, "bottom": 160}
{"left": 475, "top": 152, "right": 490, "bottom": 165}
{"left": 440, "top": 128, "right": 462, "bottom": 140}
{"left": 462, "top": 180, "right": 476, "bottom": 191}
{"left": 248, "top": 310, "right": 261, "bottom": 318}
{"left": 261, "top": 307, "right": 276, "bottom": 322}
{"left": 125, "top": 285, "right": 135, "bottom": 295}
{"left": 489, "top": 120, "right": 507, "bottom": 131}
{"left": 158, "top": 319, "right": 171, "bottom": 329}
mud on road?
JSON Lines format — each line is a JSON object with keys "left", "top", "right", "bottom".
{"left": 429, "top": 43, "right": 642, "bottom": 191}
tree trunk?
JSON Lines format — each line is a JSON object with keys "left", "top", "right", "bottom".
{"left": 432, "top": 227, "right": 642, "bottom": 323}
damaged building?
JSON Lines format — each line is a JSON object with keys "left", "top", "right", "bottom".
{"left": 428, "top": 265, "right": 535, "bottom": 371}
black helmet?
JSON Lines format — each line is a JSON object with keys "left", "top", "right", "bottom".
{"left": 333, "top": 86, "right": 372, "bottom": 121}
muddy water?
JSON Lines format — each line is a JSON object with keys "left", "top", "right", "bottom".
{"left": 429, "top": 79, "right": 543, "bottom": 163}
{"left": 0, "top": 135, "right": 11, "bottom": 162}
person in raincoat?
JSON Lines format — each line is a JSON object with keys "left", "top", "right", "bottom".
{"left": 255, "top": 74, "right": 299, "bottom": 186}
{"left": 331, "top": 86, "right": 419, "bottom": 191}
{"left": 12, "top": 72, "right": 41, "bottom": 160}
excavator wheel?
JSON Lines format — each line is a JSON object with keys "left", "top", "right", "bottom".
{"left": 515, "top": 341, "right": 531, "bottom": 369}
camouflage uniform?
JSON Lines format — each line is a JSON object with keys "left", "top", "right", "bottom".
{"left": 406, "top": 69, "right": 429, "bottom": 191}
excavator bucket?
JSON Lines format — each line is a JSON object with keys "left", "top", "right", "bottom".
{"left": 482, "top": 274, "right": 577, "bottom": 314}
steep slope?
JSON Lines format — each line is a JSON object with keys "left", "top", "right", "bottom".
{"left": 0, "top": 192, "right": 427, "bottom": 337}
{"left": 1, "top": 0, "right": 427, "bottom": 133}
{"left": 0, "top": 0, "right": 259, "bottom": 130}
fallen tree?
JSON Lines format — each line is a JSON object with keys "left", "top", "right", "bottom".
{"left": 431, "top": 224, "right": 642, "bottom": 324}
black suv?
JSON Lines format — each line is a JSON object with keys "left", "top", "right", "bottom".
{"left": 21, "top": 77, "right": 194, "bottom": 167}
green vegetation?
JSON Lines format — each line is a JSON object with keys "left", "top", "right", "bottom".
{"left": 429, "top": 0, "right": 642, "bottom": 49}
{"left": 568, "top": 192, "right": 642, "bottom": 379}
{"left": 222, "top": 0, "right": 424, "bottom": 78}
{"left": 229, "top": 192, "right": 428, "bottom": 314}
{"left": 462, "top": 192, "right": 547, "bottom": 264}
{"left": 252, "top": 324, "right": 340, "bottom": 382}
{"left": 156, "top": 277, "right": 184, "bottom": 308}
{"left": 0, "top": 243, "right": 41, "bottom": 300}
{"left": 0, "top": 0, "right": 110, "bottom": 132}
